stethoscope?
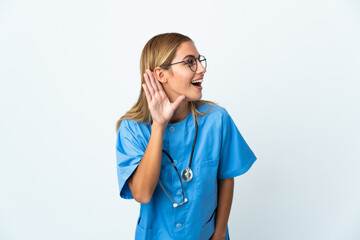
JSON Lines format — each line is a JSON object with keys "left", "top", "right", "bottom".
{"left": 158, "top": 118, "right": 198, "bottom": 208}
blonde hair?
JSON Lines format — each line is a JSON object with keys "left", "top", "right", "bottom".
{"left": 115, "top": 32, "right": 218, "bottom": 133}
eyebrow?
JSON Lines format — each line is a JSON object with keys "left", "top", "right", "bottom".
{"left": 182, "top": 54, "right": 200, "bottom": 60}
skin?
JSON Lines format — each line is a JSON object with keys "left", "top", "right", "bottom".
{"left": 142, "top": 41, "right": 233, "bottom": 240}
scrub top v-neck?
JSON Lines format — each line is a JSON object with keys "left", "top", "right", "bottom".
{"left": 116, "top": 103, "right": 257, "bottom": 240}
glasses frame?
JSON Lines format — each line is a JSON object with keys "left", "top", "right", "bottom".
{"left": 162, "top": 55, "right": 207, "bottom": 72}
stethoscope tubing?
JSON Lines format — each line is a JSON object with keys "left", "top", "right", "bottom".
{"left": 188, "top": 117, "right": 198, "bottom": 170}
{"left": 158, "top": 117, "right": 198, "bottom": 207}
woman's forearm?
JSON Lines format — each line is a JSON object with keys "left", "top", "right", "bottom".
{"left": 213, "top": 177, "right": 234, "bottom": 239}
{"left": 127, "top": 123, "right": 166, "bottom": 203}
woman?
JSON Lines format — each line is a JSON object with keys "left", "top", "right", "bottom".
{"left": 115, "top": 32, "right": 257, "bottom": 240}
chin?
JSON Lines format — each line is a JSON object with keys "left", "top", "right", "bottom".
{"left": 187, "top": 94, "right": 202, "bottom": 101}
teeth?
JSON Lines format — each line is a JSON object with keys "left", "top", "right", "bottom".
{"left": 191, "top": 79, "right": 203, "bottom": 83}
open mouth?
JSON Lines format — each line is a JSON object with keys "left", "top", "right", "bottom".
{"left": 191, "top": 82, "right": 202, "bottom": 87}
{"left": 191, "top": 79, "right": 203, "bottom": 88}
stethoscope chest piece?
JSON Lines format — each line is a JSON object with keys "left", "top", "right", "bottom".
{"left": 181, "top": 167, "right": 193, "bottom": 182}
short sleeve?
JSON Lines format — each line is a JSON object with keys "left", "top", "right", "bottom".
{"left": 116, "top": 119, "right": 146, "bottom": 199}
{"left": 217, "top": 109, "right": 257, "bottom": 179}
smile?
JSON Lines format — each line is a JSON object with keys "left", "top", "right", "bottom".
{"left": 191, "top": 79, "right": 203, "bottom": 90}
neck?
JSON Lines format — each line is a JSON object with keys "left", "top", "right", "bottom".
{"left": 169, "top": 101, "right": 190, "bottom": 124}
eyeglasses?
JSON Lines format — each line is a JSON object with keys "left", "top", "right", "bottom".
{"left": 163, "top": 55, "right": 207, "bottom": 72}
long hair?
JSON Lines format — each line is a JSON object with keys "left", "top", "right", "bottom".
{"left": 115, "top": 32, "right": 218, "bottom": 133}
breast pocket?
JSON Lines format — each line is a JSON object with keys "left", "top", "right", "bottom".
{"left": 199, "top": 158, "right": 219, "bottom": 197}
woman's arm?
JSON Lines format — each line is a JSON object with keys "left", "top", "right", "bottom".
{"left": 127, "top": 123, "right": 166, "bottom": 203}
{"left": 210, "top": 177, "right": 234, "bottom": 240}
{"left": 128, "top": 69, "right": 185, "bottom": 204}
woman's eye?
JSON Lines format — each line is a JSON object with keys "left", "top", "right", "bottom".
{"left": 187, "top": 58, "right": 195, "bottom": 65}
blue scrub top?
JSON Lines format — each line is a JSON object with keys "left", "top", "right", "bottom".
{"left": 116, "top": 103, "right": 257, "bottom": 240}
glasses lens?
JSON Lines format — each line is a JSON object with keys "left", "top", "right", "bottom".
{"left": 186, "top": 56, "right": 197, "bottom": 72}
{"left": 199, "top": 55, "right": 207, "bottom": 69}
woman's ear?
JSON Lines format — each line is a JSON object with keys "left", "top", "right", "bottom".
{"left": 153, "top": 67, "right": 168, "bottom": 84}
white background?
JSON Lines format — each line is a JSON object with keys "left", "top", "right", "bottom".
{"left": 1, "top": 0, "right": 359, "bottom": 239}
